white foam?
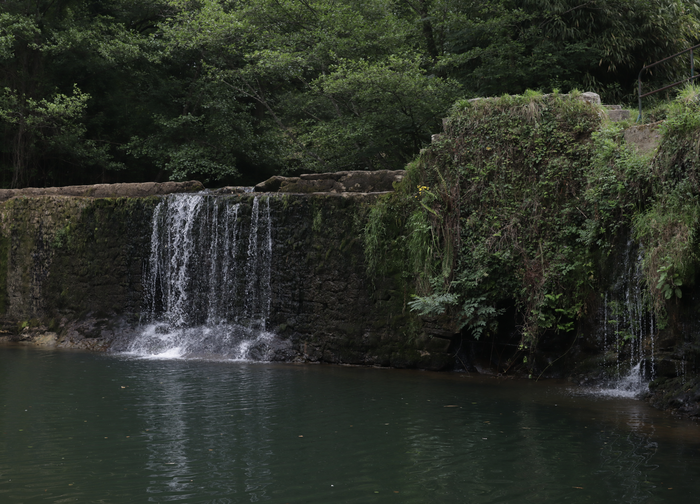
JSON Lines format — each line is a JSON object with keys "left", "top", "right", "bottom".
{"left": 150, "top": 347, "right": 185, "bottom": 360}
{"left": 592, "top": 362, "right": 648, "bottom": 399}
{"left": 125, "top": 323, "right": 278, "bottom": 362}
{"left": 122, "top": 194, "right": 280, "bottom": 363}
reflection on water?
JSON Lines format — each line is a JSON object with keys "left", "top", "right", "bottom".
{"left": 141, "top": 369, "right": 192, "bottom": 498}
{"left": 134, "top": 360, "right": 278, "bottom": 501}
{"left": 0, "top": 346, "right": 699, "bottom": 503}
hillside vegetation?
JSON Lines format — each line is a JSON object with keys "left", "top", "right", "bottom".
{"left": 1, "top": 0, "right": 698, "bottom": 187}
{"left": 365, "top": 88, "right": 700, "bottom": 367}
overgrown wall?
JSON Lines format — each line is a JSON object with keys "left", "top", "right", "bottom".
{"left": 0, "top": 196, "right": 158, "bottom": 343}
{"left": 5, "top": 91, "right": 700, "bottom": 416}
{"left": 363, "top": 89, "right": 700, "bottom": 415}
{"left": 0, "top": 185, "right": 456, "bottom": 369}
{"left": 267, "top": 193, "right": 452, "bottom": 369}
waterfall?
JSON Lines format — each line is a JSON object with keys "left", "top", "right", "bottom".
{"left": 595, "top": 362, "right": 648, "bottom": 398}
{"left": 596, "top": 236, "right": 656, "bottom": 396}
{"left": 122, "top": 193, "right": 284, "bottom": 361}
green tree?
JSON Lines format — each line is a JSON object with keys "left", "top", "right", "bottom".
{"left": 0, "top": 0, "right": 167, "bottom": 187}
{"left": 2, "top": 0, "right": 699, "bottom": 187}
{"left": 431, "top": 0, "right": 700, "bottom": 101}
{"left": 148, "top": 0, "right": 460, "bottom": 176}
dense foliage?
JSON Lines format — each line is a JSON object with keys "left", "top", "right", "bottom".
{"left": 366, "top": 93, "right": 604, "bottom": 351}
{"left": 365, "top": 88, "right": 700, "bottom": 366}
{"left": 434, "top": 0, "right": 700, "bottom": 100}
{"left": 1, "top": 0, "right": 699, "bottom": 187}
{"left": 634, "top": 86, "right": 700, "bottom": 309}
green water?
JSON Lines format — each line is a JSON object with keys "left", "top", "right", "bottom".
{"left": 1, "top": 347, "right": 699, "bottom": 503}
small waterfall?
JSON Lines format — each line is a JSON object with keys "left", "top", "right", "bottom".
{"left": 595, "top": 236, "right": 656, "bottom": 396}
{"left": 123, "top": 193, "right": 283, "bottom": 361}
{"left": 595, "top": 362, "right": 648, "bottom": 398}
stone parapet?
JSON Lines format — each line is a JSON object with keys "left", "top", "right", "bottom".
{"left": 0, "top": 180, "right": 204, "bottom": 202}
{"left": 254, "top": 170, "right": 405, "bottom": 194}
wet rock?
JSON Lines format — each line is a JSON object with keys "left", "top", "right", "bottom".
{"left": 648, "top": 357, "right": 684, "bottom": 378}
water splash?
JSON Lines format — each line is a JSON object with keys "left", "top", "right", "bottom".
{"left": 122, "top": 193, "right": 285, "bottom": 361}
{"left": 594, "top": 362, "right": 649, "bottom": 399}
{"left": 124, "top": 324, "right": 277, "bottom": 361}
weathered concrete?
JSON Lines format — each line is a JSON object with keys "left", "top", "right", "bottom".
{"left": 623, "top": 121, "right": 663, "bottom": 154}
{"left": 254, "top": 170, "right": 405, "bottom": 194}
{"left": 579, "top": 92, "right": 601, "bottom": 105}
{"left": 604, "top": 104, "right": 631, "bottom": 122}
{"left": 0, "top": 180, "right": 204, "bottom": 202}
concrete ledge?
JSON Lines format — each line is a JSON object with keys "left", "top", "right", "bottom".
{"left": 0, "top": 180, "right": 204, "bottom": 202}
{"left": 254, "top": 170, "right": 405, "bottom": 194}
{"left": 623, "top": 121, "right": 663, "bottom": 155}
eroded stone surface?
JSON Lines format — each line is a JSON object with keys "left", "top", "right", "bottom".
{"left": 0, "top": 180, "right": 204, "bottom": 202}
{"left": 623, "top": 121, "right": 662, "bottom": 154}
{"left": 255, "top": 170, "right": 405, "bottom": 194}
{"left": 579, "top": 92, "right": 601, "bottom": 105}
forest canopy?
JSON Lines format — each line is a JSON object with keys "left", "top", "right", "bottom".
{"left": 1, "top": 0, "right": 698, "bottom": 188}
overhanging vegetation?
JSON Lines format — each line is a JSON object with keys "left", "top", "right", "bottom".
{"left": 365, "top": 87, "right": 700, "bottom": 365}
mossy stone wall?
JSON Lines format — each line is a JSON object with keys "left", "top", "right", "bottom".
{"left": 0, "top": 196, "right": 156, "bottom": 329}
{"left": 0, "top": 192, "right": 456, "bottom": 370}
{"left": 267, "top": 193, "right": 453, "bottom": 369}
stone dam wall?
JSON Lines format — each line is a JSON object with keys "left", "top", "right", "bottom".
{"left": 0, "top": 175, "right": 455, "bottom": 370}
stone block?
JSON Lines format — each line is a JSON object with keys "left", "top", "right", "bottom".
{"left": 607, "top": 109, "right": 631, "bottom": 122}
{"left": 579, "top": 92, "right": 601, "bottom": 105}
{"left": 623, "top": 121, "right": 662, "bottom": 155}
{"left": 254, "top": 170, "right": 405, "bottom": 194}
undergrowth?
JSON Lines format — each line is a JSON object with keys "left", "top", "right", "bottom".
{"left": 365, "top": 87, "right": 700, "bottom": 363}
{"left": 634, "top": 85, "right": 700, "bottom": 312}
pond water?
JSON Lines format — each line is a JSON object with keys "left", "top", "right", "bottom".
{"left": 0, "top": 347, "right": 699, "bottom": 503}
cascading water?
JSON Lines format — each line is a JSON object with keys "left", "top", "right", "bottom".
{"left": 122, "top": 193, "right": 285, "bottom": 361}
{"left": 594, "top": 237, "right": 655, "bottom": 397}
{"left": 595, "top": 362, "right": 648, "bottom": 398}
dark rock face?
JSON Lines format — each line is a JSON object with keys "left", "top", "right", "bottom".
{"left": 267, "top": 193, "right": 452, "bottom": 370}
{"left": 0, "top": 195, "right": 156, "bottom": 329}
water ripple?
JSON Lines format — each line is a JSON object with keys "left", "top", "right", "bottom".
{"left": 0, "top": 350, "right": 699, "bottom": 503}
